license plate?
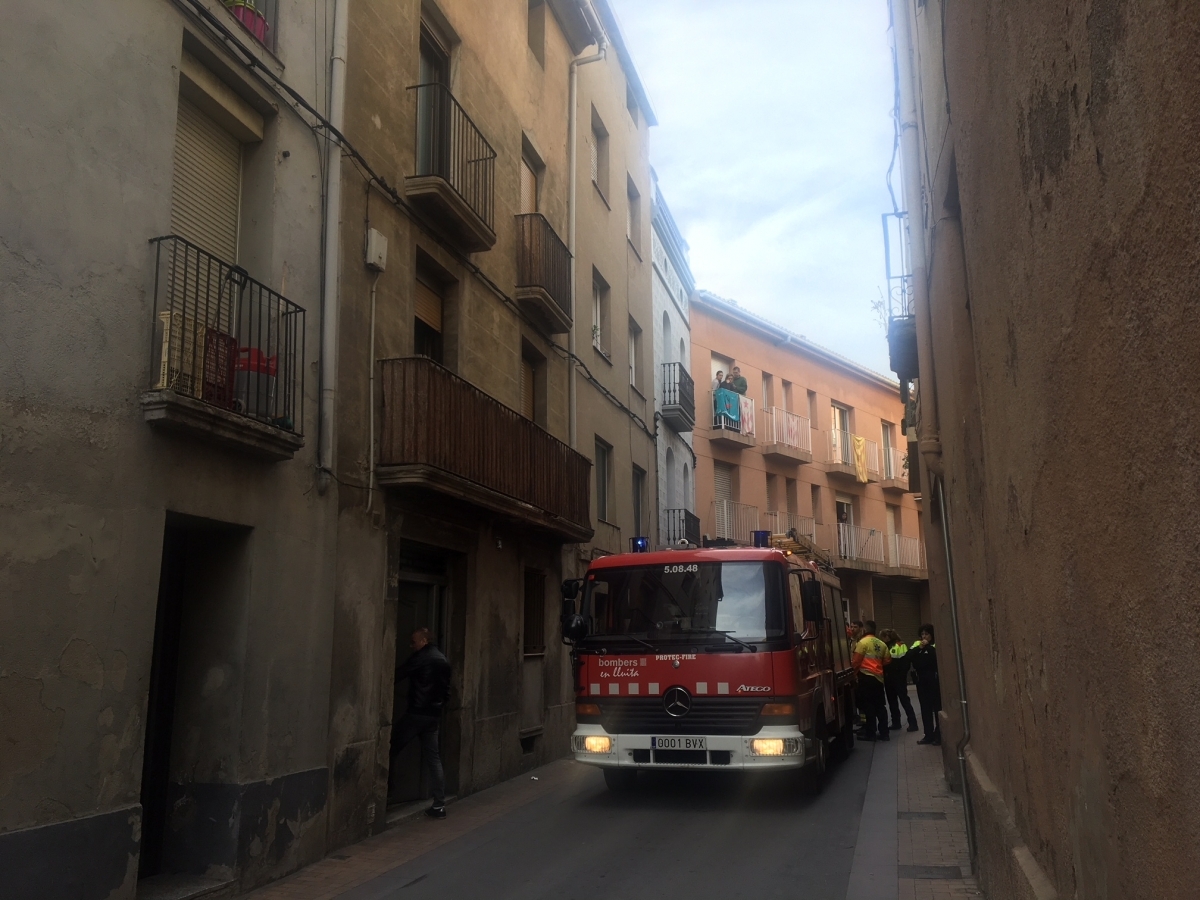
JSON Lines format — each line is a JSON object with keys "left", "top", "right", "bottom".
{"left": 651, "top": 736, "right": 707, "bottom": 751}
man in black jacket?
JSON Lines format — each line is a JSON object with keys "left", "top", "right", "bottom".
{"left": 392, "top": 628, "right": 452, "bottom": 818}
{"left": 910, "top": 624, "right": 941, "bottom": 746}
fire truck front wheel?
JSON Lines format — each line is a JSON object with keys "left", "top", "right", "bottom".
{"left": 603, "top": 767, "right": 638, "bottom": 792}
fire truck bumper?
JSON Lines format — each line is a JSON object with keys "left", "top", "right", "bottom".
{"left": 570, "top": 725, "right": 813, "bottom": 771}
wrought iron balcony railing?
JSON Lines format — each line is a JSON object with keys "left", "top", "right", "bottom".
{"left": 515, "top": 213, "right": 572, "bottom": 333}
{"left": 147, "top": 235, "right": 304, "bottom": 435}
{"left": 662, "top": 508, "right": 700, "bottom": 547}
{"left": 408, "top": 82, "right": 496, "bottom": 248}
{"left": 377, "top": 357, "right": 592, "bottom": 539}
{"left": 660, "top": 362, "right": 695, "bottom": 432}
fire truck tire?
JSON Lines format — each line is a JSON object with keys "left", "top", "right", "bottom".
{"left": 603, "top": 768, "right": 638, "bottom": 792}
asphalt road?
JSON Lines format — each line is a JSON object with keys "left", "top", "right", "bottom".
{"left": 339, "top": 745, "right": 875, "bottom": 900}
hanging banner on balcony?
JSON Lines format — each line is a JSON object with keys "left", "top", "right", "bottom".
{"left": 739, "top": 396, "right": 755, "bottom": 437}
{"left": 852, "top": 434, "right": 869, "bottom": 483}
{"left": 714, "top": 388, "right": 740, "bottom": 426}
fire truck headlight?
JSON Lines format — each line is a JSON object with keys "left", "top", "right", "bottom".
{"left": 573, "top": 735, "right": 612, "bottom": 753}
{"left": 751, "top": 738, "right": 801, "bottom": 756}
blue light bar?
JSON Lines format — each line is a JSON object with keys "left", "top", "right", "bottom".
{"left": 751, "top": 530, "right": 771, "bottom": 548}
{"left": 630, "top": 536, "right": 650, "bottom": 553}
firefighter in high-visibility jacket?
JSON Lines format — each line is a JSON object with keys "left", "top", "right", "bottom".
{"left": 881, "top": 629, "right": 919, "bottom": 732}
{"left": 851, "top": 621, "right": 891, "bottom": 741}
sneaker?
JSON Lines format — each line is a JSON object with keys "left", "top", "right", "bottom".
{"left": 426, "top": 804, "right": 446, "bottom": 819}
{"left": 907, "top": 722, "right": 919, "bottom": 732}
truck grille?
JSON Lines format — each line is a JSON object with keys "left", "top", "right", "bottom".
{"left": 599, "top": 697, "right": 765, "bottom": 735}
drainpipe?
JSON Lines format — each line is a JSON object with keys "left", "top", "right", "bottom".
{"left": 936, "top": 476, "right": 976, "bottom": 863}
{"left": 894, "top": 0, "right": 973, "bottom": 862}
{"left": 567, "top": 0, "right": 607, "bottom": 450}
{"left": 891, "top": 0, "right": 941, "bottom": 469}
{"left": 318, "top": 0, "right": 349, "bottom": 491}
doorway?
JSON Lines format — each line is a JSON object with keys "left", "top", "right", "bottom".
{"left": 139, "top": 515, "right": 250, "bottom": 882}
{"left": 835, "top": 493, "right": 855, "bottom": 559}
{"left": 388, "top": 542, "right": 449, "bottom": 808}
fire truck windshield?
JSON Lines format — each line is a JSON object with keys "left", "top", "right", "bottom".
{"left": 582, "top": 562, "right": 787, "bottom": 643}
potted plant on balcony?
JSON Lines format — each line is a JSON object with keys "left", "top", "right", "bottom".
{"left": 224, "top": 0, "right": 270, "bottom": 45}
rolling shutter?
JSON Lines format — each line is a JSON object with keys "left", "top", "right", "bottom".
{"left": 713, "top": 461, "right": 733, "bottom": 501}
{"left": 520, "top": 357, "right": 535, "bottom": 419}
{"left": 415, "top": 279, "right": 444, "bottom": 332}
{"left": 171, "top": 96, "right": 241, "bottom": 262}
{"left": 520, "top": 159, "right": 538, "bottom": 214}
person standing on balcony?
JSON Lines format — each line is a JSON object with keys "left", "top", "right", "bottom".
{"left": 391, "top": 627, "right": 453, "bottom": 818}
{"left": 712, "top": 370, "right": 725, "bottom": 391}
{"left": 852, "top": 620, "right": 890, "bottom": 741}
{"left": 910, "top": 624, "right": 942, "bottom": 746}
{"left": 881, "top": 628, "right": 919, "bottom": 733}
{"left": 730, "top": 366, "right": 748, "bottom": 395}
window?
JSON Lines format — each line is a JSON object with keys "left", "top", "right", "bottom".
{"left": 414, "top": 275, "right": 444, "bottom": 363}
{"left": 766, "top": 474, "right": 781, "bottom": 512}
{"left": 662, "top": 312, "right": 673, "bottom": 364}
{"left": 523, "top": 570, "right": 546, "bottom": 655}
{"left": 807, "top": 390, "right": 818, "bottom": 424}
{"left": 589, "top": 108, "right": 609, "bottom": 197}
{"left": 713, "top": 460, "right": 734, "bottom": 502}
{"left": 682, "top": 464, "right": 690, "bottom": 511}
{"left": 595, "top": 438, "right": 612, "bottom": 522}
{"left": 781, "top": 380, "right": 793, "bottom": 412}
{"left": 762, "top": 372, "right": 775, "bottom": 408}
{"left": 632, "top": 466, "right": 646, "bottom": 535}
{"left": 628, "top": 317, "right": 642, "bottom": 390}
{"left": 416, "top": 26, "right": 451, "bottom": 175}
{"left": 591, "top": 269, "right": 610, "bottom": 355}
{"left": 811, "top": 485, "right": 822, "bottom": 524}
{"left": 626, "top": 83, "right": 639, "bottom": 125}
{"left": 665, "top": 448, "right": 676, "bottom": 509}
{"left": 786, "top": 478, "right": 799, "bottom": 515}
{"left": 526, "top": 0, "right": 546, "bottom": 67}
{"left": 626, "top": 175, "right": 641, "bottom": 249}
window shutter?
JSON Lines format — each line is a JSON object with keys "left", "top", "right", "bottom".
{"left": 589, "top": 132, "right": 598, "bottom": 183}
{"left": 520, "top": 357, "right": 535, "bottom": 419}
{"left": 520, "top": 159, "right": 538, "bottom": 214}
{"left": 714, "top": 462, "right": 733, "bottom": 501}
{"left": 415, "top": 279, "right": 444, "bottom": 332}
{"left": 171, "top": 97, "right": 241, "bottom": 263}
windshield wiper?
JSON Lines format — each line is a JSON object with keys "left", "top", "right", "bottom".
{"left": 703, "top": 631, "right": 757, "bottom": 653}
{"left": 589, "top": 635, "right": 658, "bottom": 652}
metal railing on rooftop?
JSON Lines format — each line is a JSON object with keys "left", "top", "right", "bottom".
{"left": 149, "top": 235, "right": 304, "bottom": 434}
{"left": 410, "top": 82, "right": 496, "bottom": 231}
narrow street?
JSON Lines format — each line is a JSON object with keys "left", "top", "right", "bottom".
{"left": 257, "top": 751, "right": 871, "bottom": 900}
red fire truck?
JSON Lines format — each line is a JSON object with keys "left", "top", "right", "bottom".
{"left": 561, "top": 541, "right": 857, "bottom": 790}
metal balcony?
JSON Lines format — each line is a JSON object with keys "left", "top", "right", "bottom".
{"left": 814, "top": 522, "right": 886, "bottom": 572}
{"left": 880, "top": 446, "right": 910, "bottom": 492}
{"left": 711, "top": 499, "right": 759, "bottom": 545}
{"left": 709, "top": 389, "right": 755, "bottom": 449}
{"left": 515, "top": 213, "right": 572, "bottom": 333}
{"left": 662, "top": 508, "right": 700, "bottom": 547}
{"left": 406, "top": 83, "right": 497, "bottom": 252}
{"left": 761, "top": 408, "right": 812, "bottom": 464}
{"left": 826, "top": 430, "right": 880, "bottom": 483}
{"left": 761, "top": 511, "right": 816, "bottom": 542}
{"left": 660, "top": 362, "right": 695, "bottom": 433}
{"left": 886, "top": 533, "right": 927, "bottom": 576}
{"left": 140, "top": 235, "right": 305, "bottom": 461}
{"left": 377, "top": 357, "right": 592, "bottom": 541}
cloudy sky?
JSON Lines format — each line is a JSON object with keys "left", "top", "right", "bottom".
{"left": 609, "top": 0, "right": 898, "bottom": 376}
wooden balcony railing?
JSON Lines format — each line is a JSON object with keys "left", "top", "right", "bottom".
{"left": 377, "top": 357, "right": 592, "bottom": 540}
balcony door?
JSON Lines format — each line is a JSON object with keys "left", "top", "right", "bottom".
{"left": 414, "top": 277, "right": 444, "bottom": 363}
{"left": 713, "top": 461, "right": 734, "bottom": 538}
{"left": 836, "top": 493, "right": 854, "bottom": 558}
{"left": 389, "top": 576, "right": 446, "bottom": 806}
{"left": 521, "top": 570, "right": 546, "bottom": 738}
{"left": 416, "top": 27, "right": 450, "bottom": 176}
{"left": 831, "top": 404, "right": 851, "bottom": 463}
{"left": 520, "top": 158, "right": 539, "bottom": 214}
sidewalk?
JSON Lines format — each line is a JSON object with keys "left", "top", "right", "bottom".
{"left": 847, "top": 723, "right": 981, "bottom": 900}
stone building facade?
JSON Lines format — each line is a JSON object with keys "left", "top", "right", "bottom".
{"left": 890, "top": 1, "right": 1200, "bottom": 897}
{"left": 0, "top": 0, "right": 654, "bottom": 897}
{"left": 691, "top": 292, "right": 929, "bottom": 636}
{"left": 650, "top": 172, "right": 698, "bottom": 548}
{"left": 0, "top": 1, "right": 336, "bottom": 896}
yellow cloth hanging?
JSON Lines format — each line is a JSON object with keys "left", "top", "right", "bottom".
{"left": 852, "top": 434, "right": 869, "bottom": 483}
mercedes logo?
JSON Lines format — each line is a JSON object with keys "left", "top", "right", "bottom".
{"left": 663, "top": 686, "right": 692, "bottom": 718}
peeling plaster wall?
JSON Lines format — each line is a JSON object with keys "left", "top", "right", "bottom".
{"left": 0, "top": 0, "right": 337, "bottom": 894}
{"left": 912, "top": 1, "right": 1200, "bottom": 897}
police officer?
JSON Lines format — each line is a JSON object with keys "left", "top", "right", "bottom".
{"left": 910, "top": 624, "right": 941, "bottom": 746}
{"left": 881, "top": 628, "right": 919, "bottom": 733}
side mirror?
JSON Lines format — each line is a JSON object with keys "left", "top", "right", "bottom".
{"left": 800, "top": 580, "right": 824, "bottom": 625}
{"left": 561, "top": 614, "right": 588, "bottom": 643}
{"left": 561, "top": 579, "right": 583, "bottom": 600}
